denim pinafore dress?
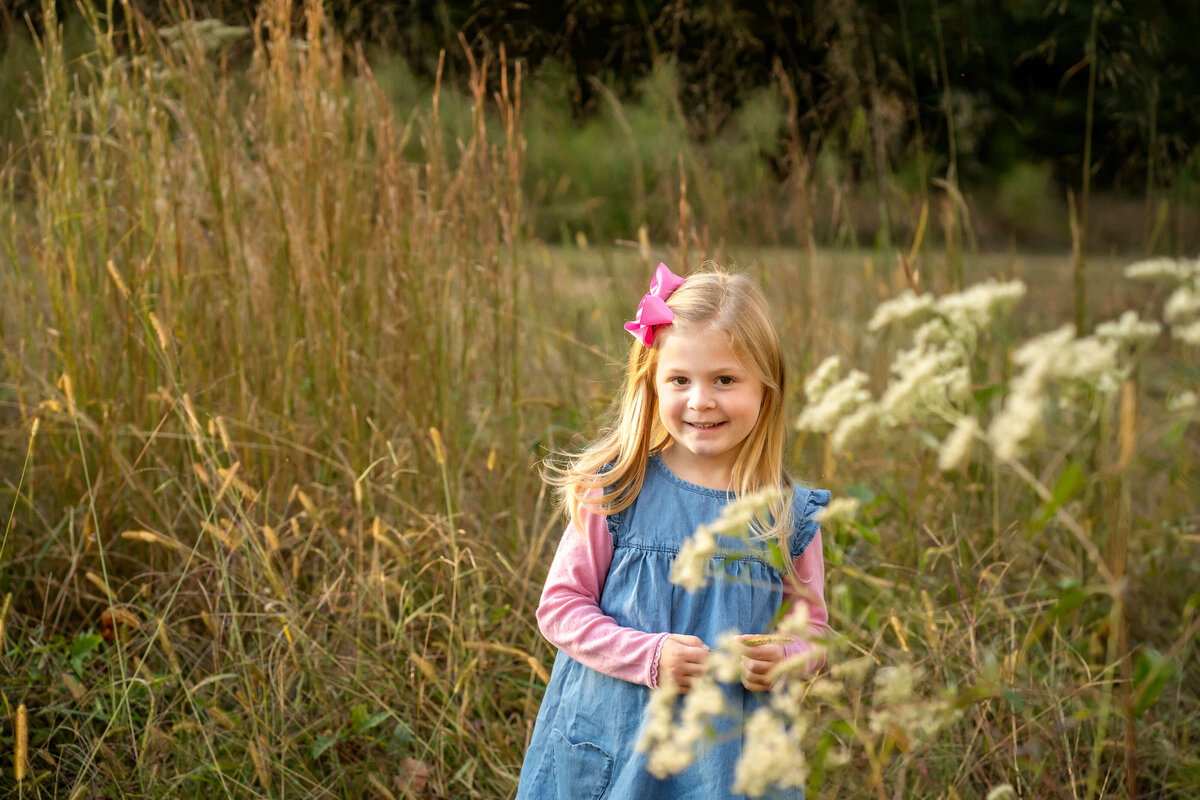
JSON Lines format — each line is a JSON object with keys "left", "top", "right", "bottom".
{"left": 515, "top": 453, "right": 830, "bottom": 799}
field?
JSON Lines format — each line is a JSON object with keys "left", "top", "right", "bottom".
{"left": 2, "top": 5, "right": 1198, "bottom": 799}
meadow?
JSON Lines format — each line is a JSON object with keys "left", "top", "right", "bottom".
{"left": 1, "top": 4, "right": 1198, "bottom": 799}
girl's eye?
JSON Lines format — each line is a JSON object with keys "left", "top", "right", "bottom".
{"left": 669, "top": 376, "right": 689, "bottom": 386}
{"left": 716, "top": 376, "right": 735, "bottom": 386}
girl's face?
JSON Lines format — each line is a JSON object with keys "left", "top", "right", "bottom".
{"left": 654, "top": 326, "right": 765, "bottom": 488}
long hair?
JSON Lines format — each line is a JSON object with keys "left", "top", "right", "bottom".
{"left": 547, "top": 267, "right": 795, "bottom": 545}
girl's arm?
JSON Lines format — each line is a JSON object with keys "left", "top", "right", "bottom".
{"left": 780, "top": 529, "right": 830, "bottom": 671}
{"left": 536, "top": 506, "right": 672, "bottom": 688}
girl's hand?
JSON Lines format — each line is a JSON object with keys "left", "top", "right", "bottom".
{"left": 657, "top": 634, "right": 709, "bottom": 692}
{"left": 737, "top": 634, "right": 788, "bottom": 692}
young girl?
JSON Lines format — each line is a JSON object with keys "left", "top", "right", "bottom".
{"left": 515, "top": 264, "right": 830, "bottom": 799}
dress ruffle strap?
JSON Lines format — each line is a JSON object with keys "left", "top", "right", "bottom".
{"left": 789, "top": 486, "right": 831, "bottom": 558}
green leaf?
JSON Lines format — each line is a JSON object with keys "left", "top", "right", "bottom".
{"left": 1030, "top": 461, "right": 1086, "bottom": 531}
{"left": 973, "top": 382, "right": 1007, "bottom": 407}
{"left": 852, "top": 521, "right": 880, "bottom": 544}
{"left": 843, "top": 483, "right": 877, "bottom": 505}
{"left": 1001, "top": 688, "right": 1026, "bottom": 711}
{"left": 1163, "top": 420, "right": 1187, "bottom": 447}
{"left": 69, "top": 632, "right": 104, "bottom": 676}
{"left": 311, "top": 734, "right": 338, "bottom": 759}
{"left": 915, "top": 429, "right": 941, "bottom": 451}
{"left": 356, "top": 710, "right": 391, "bottom": 733}
{"left": 765, "top": 540, "right": 786, "bottom": 570}
{"left": 70, "top": 632, "right": 103, "bottom": 660}
{"left": 1132, "top": 648, "right": 1175, "bottom": 717}
{"left": 391, "top": 720, "right": 415, "bottom": 746}
{"left": 829, "top": 719, "right": 856, "bottom": 737}
{"left": 1047, "top": 585, "right": 1089, "bottom": 621}
{"left": 349, "top": 703, "right": 368, "bottom": 730}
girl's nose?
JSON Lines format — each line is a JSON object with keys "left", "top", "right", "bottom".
{"left": 688, "top": 386, "right": 716, "bottom": 410}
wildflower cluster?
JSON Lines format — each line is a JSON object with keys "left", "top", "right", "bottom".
{"left": 637, "top": 677, "right": 727, "bottom": 777}
{"left": 988, "top": 323, "right": 1128, "bottom": 460}
{"left": 158, "top": 19, "right": 251, "bottom": 54}
{"left": 638, "top": 631, "right": 819, "bottom": 795}
{"left": 865, "top": 664, "right": 959, "bottom": 749}
{"left": 799, "top": 279, "right": 1027, "bottom": 463}
{"left": 669, "top": 486, "right": 782, "bottom": 591}
{"left": 732, "top": 706, "right": 811, "bottom": 795}
{"left": 639, "top": 636, "right": 962, "bottom": 797}
{"left": 813, "top": 497, "right": 860, "bottom": 526}
{"left": 795, "top": 361, "right": 871, "bottom": 434}
{"left": 798, "top": 270, "right": 1175, "bottom": 467}
{"left": 1125, "top": 257, "right": 1200, "bottom": 346}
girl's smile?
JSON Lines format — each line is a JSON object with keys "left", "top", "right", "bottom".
{"left": 655, "top": 326, "right": 765, "bottom": 488}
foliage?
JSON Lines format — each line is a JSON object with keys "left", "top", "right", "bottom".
{"left": 5, "top": 1, "right": 1200, "bottom": 249}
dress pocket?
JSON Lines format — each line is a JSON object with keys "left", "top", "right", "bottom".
{"left": 549, "top": 729, "right": 613, "bottom": 800}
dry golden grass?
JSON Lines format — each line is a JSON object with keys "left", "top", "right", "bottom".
{"left": 0, "top": 3, "right": 1197, "bottom": 799}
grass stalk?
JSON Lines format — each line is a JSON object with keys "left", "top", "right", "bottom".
{"left": 1075, "top": 0, "right": 1101, "bottom": 331}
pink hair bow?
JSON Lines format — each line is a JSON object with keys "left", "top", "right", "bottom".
{"left": 623, "top": 262, "right": 686, "bottom": 347}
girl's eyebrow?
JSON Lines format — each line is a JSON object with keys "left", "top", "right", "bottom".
{"left": 659, "top": 362, "right": 747, "bottom": 375}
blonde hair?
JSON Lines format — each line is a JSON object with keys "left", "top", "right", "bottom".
{"left": 547, "top": 267, "right": 795, "bottom": 546}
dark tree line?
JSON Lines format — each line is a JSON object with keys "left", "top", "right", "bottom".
{"left": 5, "top": 0, "right": 1198, "bottom": 195}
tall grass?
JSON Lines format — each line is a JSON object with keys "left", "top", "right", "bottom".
{"left": 2, "top": 2, "right": 1198, "bottom": 799}
{"left": 1, "top": 1, "right": 550, "bottom": 796}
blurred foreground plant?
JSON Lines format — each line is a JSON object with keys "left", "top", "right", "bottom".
{"left": 651, "top": 261, "right": 1199, "bottom": 797}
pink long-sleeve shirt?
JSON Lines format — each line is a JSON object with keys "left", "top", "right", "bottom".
{"left": 535, "top": 503, "right": 831, "bottom": 688}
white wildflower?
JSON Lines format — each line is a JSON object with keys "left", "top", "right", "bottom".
{"left": 879, "top": 348, "right": 944, "bottom": 422}
{"left": 769, "top": 685, "right": 806, "bottom": 718}
{"left": 644, "top": 739, "right": 695, "bottom": 778}
{"left": 1124, "top": 257, "right": 1196, "bottom": 282}
{"left": 158, "top": 18, "right": 251, "bottom": 54}
{"left": 1054, "top": 337, "right": 1119, "bottom": 384}
{"left": 671, "top": 525, "right": 717, "bottom": 591}
{"left": 1095, "top": 372, "right": 1121, "bottom": 397}
{"left": 912, "top": 317, "right": 953, "bottom": 349}
{"left": 1013, "top": 325, "right": 1076, "bottom": 368}
{"left": 990, "top": 327, "right": 1076, "bottom": 461}
{"left": 638, "top": 683, "right": 703, "bottom": 778}
{"left": 803, "top": 356, "right": 842, "bottom": 403}
{"left": 1172, "top": 320, "right": 1200, "bottom": 346}
{"left": 806, "top": 678, "right": 843, "bottom": 701}
{"left": 933, "top": 279, "right": 1027, "bottom": 332}
{"left": 1164, "top": 285, "right": 1200, "bottom": 324}
{"left": 796, "top": 370, "right": 871, "bottom": 433}
{"left": 938, "top": 416, "right": 980, "bottom": 472}
{"left": 830, "top": 656, "right": 874, "bottom": 685}
{"left": 986, "top": 784, "right": 1019, "bottom": 800}
{"left": 710, "top": 486, "right": 783, "bottom": 535}
{"left": 684, "top": 678, "right": 726, "bottom": 720}
{"left": 675, "top": 678, "right": 725, "bottom": 748}
{"left": 869, "top": 697, "right": 958, "bottom": 741}
{"left": 937, "top": 365, "right": 972, "bottom": 405}
{"left": 814, "top": 497, "right": 859, "bottom": 525}
{"left": 825, "top": 746, "right": 852, "bottom": 768}
{"left": 709, "top": 634, "right": 745, "bottom": 683}
{"left": 639, "top": 683, "right": 678, "bottom": 745}
{"left": 732, "top": 709, "right": 809, "bottom": 796}
{"left": 867, "top": 290, "right": 934, "bottom": 332}
{"left": 874, "top": 664, "right": 919, "bottom": 706}
{"left": 776, "top": 645, "right": 827, "bottom": 679}
{"left": 988, "top": 361, "right": 1049, "bottom": 463}
{"left": 1094, "top": 311, "right": 1162, "bottom": 345}
{"left": 777, "top": 602, "right": 810, "bottom": 638}
{"left": 830, "top": 402, "right": 879, "bottom": 451}
{"left": 1168, "top": 390, "right": 1198, "bottom": 412}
